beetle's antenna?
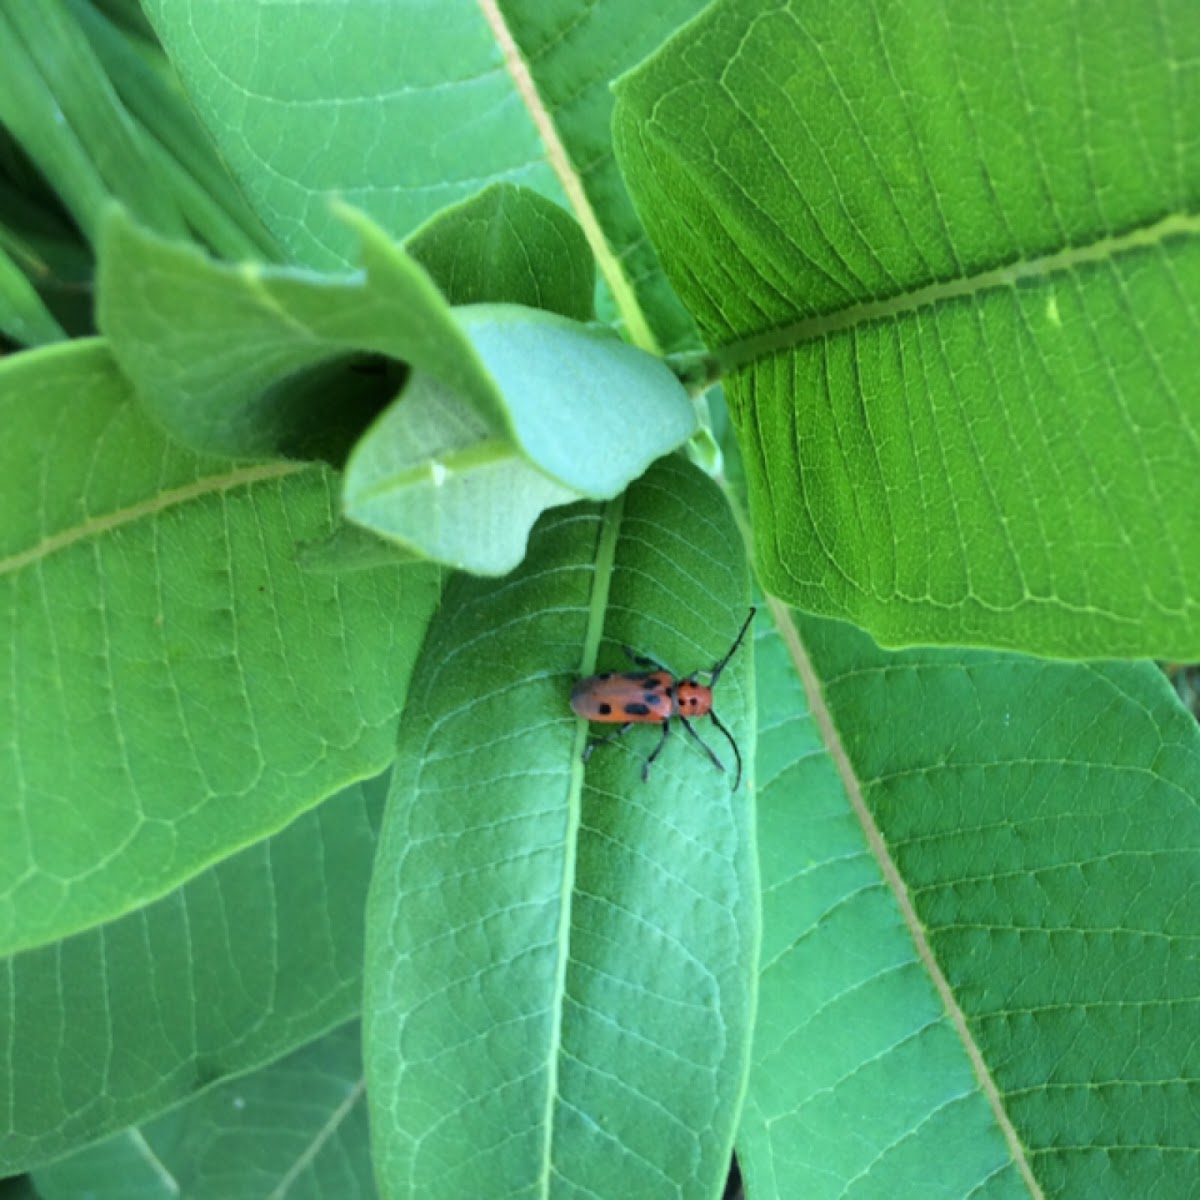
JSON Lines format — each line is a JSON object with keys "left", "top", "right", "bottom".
{"left": 706, "top": 709, "right": 743, "bottom": 790}
{"left": 708, "top": 607, "right": 756, "bottom": 686}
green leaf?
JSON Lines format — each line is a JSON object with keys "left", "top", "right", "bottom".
{"left": 496, "top": 0, "right": 708, "bottom": 352}
{"left": 737, "top": 611, "right": 1200, "bottom": 1197}
{"left": 1, "top": 775, "right": 386, "bottom": 1175}
{"left": 0, "top": 0, "right": 186, "bottom": 243}
{"left": 297, "top": 522, "right": 429, "bottom": 576}
{"left": 449, "top": 303, "right": 695, "bottom": 496}
{"left": 99, "top": 209, "right": 696, "bottom": 574}
{"left": 69, "top": 0, "right": 278, "bottom": 262}
{"left": 97, "top": 206, "right": 500, "bottom": 460}
{"left": 613, "top": 0, "right": 1200, "bottom": 658}
{"left": 341, "top": 372, "right": 580, "bottom": 576}
{"left": 142, "top": 0, "right": 705, "bottom": 351}
{"left": 405, "top": 182, "right": 594, "bottom": 319}
{"left": 0, "top": 235, "right": 66, "bottom": 345}
{"left": 99, "top": 209, "right": 693, "bottom": 480}
{"left": 0, "top": 341, "right": 441, "bottom": 956}
{"left": 141, "top": 0, "right": 560, "bottom": 271}
{"left": 738, "top": 620, "right": 1020, "bottom": 1197}
{"left": 364, "top": 456, "right": 757, "bottom": 1198}
{"left": 32, "top": 1022, "right": 373, "bottom": 1199}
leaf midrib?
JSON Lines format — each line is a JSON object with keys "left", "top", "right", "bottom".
{"left": 712, "top": 210, "right": 1198, "bottom": 375}
{"left": 537, "top": 490, "right": 625, "bottom": 1196}
{"left": 772, "top": 596, "right": 1045, "bottom": 1198}
{"left": 348, "top": 438, "right": 533, "bottom": 501}
{"left": 0, "top": 460, "right": 307, "bottom": 576}
{"left": 477, "top": 0, "right": 660, "bottom": 355}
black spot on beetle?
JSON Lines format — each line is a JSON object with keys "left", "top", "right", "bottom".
{"left": 598, "top": 702, "right": 612, "bottom": 715}
{"left": 643, "top": 692, "right": 662, "bottom": 706}
{"left": 642, "top": 676, "right": 663, "bottom": 689}
{"left": 623, "top": 702, "right": 652, "bottom": 717}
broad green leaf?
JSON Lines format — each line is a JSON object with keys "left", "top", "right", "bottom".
{"left": 738, "top": 611, "right": 1200, "bottom": 1197}
{"left": 68, "top": 0, "right": 278, "bottom": 262}
{"left": 613, "top": 0, "right": 1200, "bottom": 658}
{"left": 0, "top": 341, "right": 440, "bottom": 956}
{"left": 738, "top": 619, "right": 1021, "bottom": 1197}
{"left": 0, "top": 774, "right": 386, "bottom": 1175}
{"left": 141, "top": 0, "right": 558, "bottom": 271}
{"left": 364, "top": 456, "right": 757, "bottom": 1198}
{"left": 406, "top": 182, "right": 594, "bottom": 319}
{"left": 142, "top": 0, "right": 704, "bottom": 352}
{"left": 496, "top": 0, "right": 707, "bottom": 351}
{"left": 33, "top": 1021, "right": 373, "bottom": 1200}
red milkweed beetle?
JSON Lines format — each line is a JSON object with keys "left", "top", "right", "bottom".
{"left": 570, "top": 607, "right": 755, "bottom": 789}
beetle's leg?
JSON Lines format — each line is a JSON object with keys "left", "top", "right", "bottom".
{"left": 641, "top": 719, "right": 672, "bottom": 782}
{"left": 622, "top": 645, "right": 671, "bottom": 672}
{"left": 679, "top": 714, "right": 728, "bottom": 776}
{"left": 581, "top": 722, "right": 635, "bottom": 763}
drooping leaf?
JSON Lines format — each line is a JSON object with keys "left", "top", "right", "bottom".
{"left": 341, "top": 372, "right": 580, "bottom": 576}
{"left": 0, "top": 341, "right": 440, "bottom": 956}
{"left": 99, "top": 212, "right": 695, "bottom": 539}
{"left": 613, "top": 0, "right": 1200, "bottom": 658}
{"left": 450, "top": 303, "right": 695, "bottom": 496}
{"left": 364, "top": 456, "right": 757, "bottom": 1199}
{"left": 32, "top": 1022, "right": 373, "bottom": 1200}
{"left": 99, "top": 209, "right": 696, "bottom": 574}
{"left": 97, "top": 206, "right": 501, "bottom": 460}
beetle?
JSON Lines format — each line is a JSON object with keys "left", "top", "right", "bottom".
{"left": 570, "top": 607, "right": 756, "bottom": 789}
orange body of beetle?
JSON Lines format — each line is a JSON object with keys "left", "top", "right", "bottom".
{"left": 570, "top": 608, "right": 755, "bottom": 789}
